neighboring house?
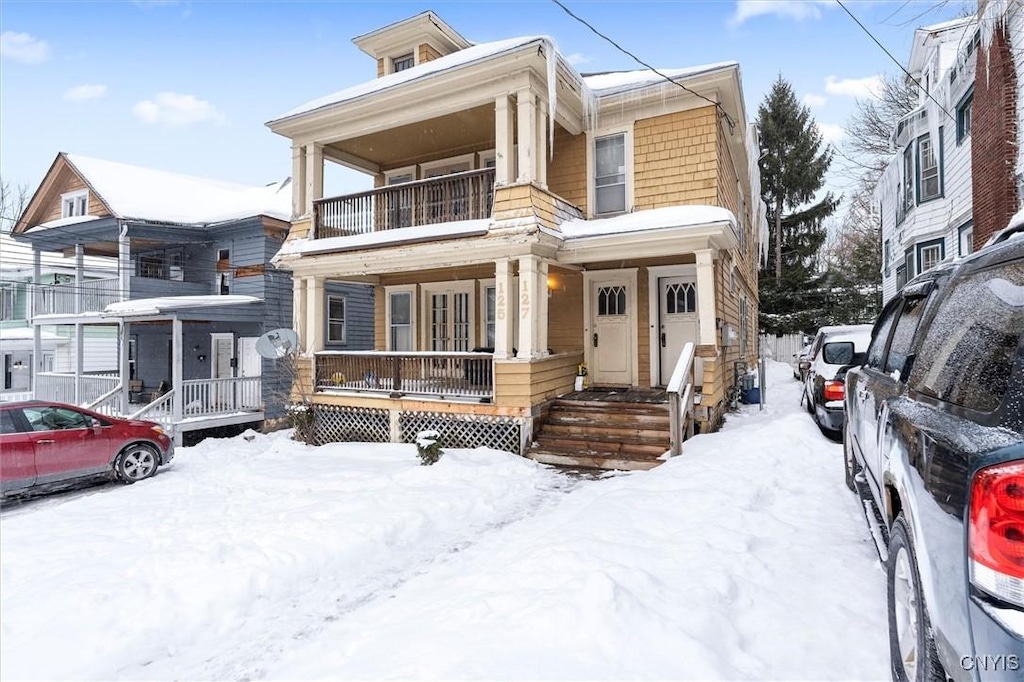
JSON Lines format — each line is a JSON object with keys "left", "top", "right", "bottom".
{"left": 267, "top": 11, "right": 766, "bottom": 468}
{"left": 11, "top": 153, "right": 373, "bottom": 442}
{"left": 875, "top": 16, "right": 977, "bottom": 304}
{"left": 0, "top": 232, "right": 118, "bottom": 399}
{"left": 972, "top": 0, "right": 1024, "bottom": 242}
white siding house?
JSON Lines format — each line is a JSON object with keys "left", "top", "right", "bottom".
{"left": 876, "top": 17, "right": 977, "bottom": 303}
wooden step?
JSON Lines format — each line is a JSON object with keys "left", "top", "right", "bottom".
{"left": 545, "top": 412, "right": 670, "bottom": 429}
{"left": 531, "top": 437, "right": 668, "bottom": 457}
{"left": 539, "top": 422, "right": 670, "bottom": 442}
{"left": 528, "top": 448, "right": 663, "bottom": 471}
{"left": 551, "top": 399, "right": 669, "bottom": 412}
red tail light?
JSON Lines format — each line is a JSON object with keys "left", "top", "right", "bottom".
{"left": 969, "top": 461, "right": 1024, "bottom": 607}
{"left": 823, "top": 380, "right": 845, "bottom": 402}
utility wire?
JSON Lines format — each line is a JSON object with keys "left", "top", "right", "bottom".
{"left": 550, "top": 0, "right": 738, "bottom": 132}
{"left": 834, "top": 0, "right": 955, "bottom": 123}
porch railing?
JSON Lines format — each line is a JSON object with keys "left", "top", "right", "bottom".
{"left": 34, "top": 372, "right": 122, "bottom": 407}
{"left": 33, "top": 277, "right": 121, "bottom": 315}
{"left": 84, "top": 384, "right": 124, "bottom": 417}
{"left": 313, "top": 168, "right": 495, "bottom": 239}
{"left": 315, "top": 351, "right": 494, "bottom": 401}
{"left": 667, "top": 342, "right": 696, "bottom": 457}
{"left": 181, "top": 376, "right": 262, "bottom": 419}
{"left": 0, "top": 391, "right": 34, "bottom": 403}
{"left": 130, "top": 390, "right": 175, "bottom": 431}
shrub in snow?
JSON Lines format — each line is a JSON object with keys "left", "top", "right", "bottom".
{"left": 287, "top": 402, "right": 315, "bottom": 444}
{"left": 416, "top": 430, "right": 443, "bottom": 466}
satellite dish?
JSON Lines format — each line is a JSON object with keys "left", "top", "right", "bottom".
{"left": 255, "top": 328, "right": 300, "bottom": 358}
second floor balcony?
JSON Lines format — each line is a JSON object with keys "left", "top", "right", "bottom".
{"left": 312, "top": 168, "right": 495, "bottom": 239}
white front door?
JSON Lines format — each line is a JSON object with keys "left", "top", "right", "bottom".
{"left": 590, "top": 280, "right": 633, "bottom": 385}
{"left": 210, "top": 333, "right": 234, "bottom": 408}
{"left": 237, "top": 337, "right": 261, "bottom": 378}
{"left": 658, "top": 276, "right": 701, "bottom": 385}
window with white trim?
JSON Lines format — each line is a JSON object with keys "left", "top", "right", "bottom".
{"left": 386, "top": 286, "right": 416, "bottom": 351}
{"left": 918, "top": 134, "right": 941, "bottom": 202}
{"left": 0, "top": 286, "right": 14, "bottom": 320}
{"left": 327, "top": 295, "right": 346, "bottom": 344}
{"left": 594, "top": 133, "right": 626, "bottom": 216}
{"left": 919, "top": 242, "right": 943, "bottom": 272}
{"left": 901, "top": 146, "right": 914, "bottom": 218}
{"left": 392, "top": 53, "right": 415, "bottom": 72}
{"left": 61, "top": 190, "right": 88, "bottom": 218}
{"left": 959, "top": 222, "right": 974, "bottom": 257}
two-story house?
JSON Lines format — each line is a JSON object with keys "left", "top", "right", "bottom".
{"left": 267, "top": 11, "right": 766, "bottom": 469}
{"left": 876, "top": 17, "right": 977, "bottom": 303}
{"left": 0, "top": 232, "right": 118, "bottom": 400}
{"left": 12, "top": 153, "right": 374, "bottom": 443}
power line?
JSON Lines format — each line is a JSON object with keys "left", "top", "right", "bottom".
{"left": 550, "top": 0, "right": 738, "bottom": 133}
{"left": 834, "top": 0, "right": 955, "bottom": 123}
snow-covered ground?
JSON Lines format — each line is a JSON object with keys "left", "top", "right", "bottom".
{"left": 1, "top": 361, "right": 889, "bottom": 680}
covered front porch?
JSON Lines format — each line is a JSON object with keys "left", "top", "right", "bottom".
{"left": 31, "top": 296, "right": 267, "bottom": 443}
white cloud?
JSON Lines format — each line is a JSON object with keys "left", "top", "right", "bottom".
{"left": 1, "top": 31, "right": 50, "bottom": 64}
{"left": 803, "top": 93, "right": 827, "bottom": 107}
{"left": 63, "top": 84, "right": 108, "bottom": 101}
{"left": 824, "top": 74, "right": 883, "bottom": 99}
{"left": 817, "top": 122, "right": 846, "bottom": 143}
{"left": 566, "top": 53, "right": 589, "bottom": 66}
{"left": 132, "top": 92, "right": 226, "bottom": 127}
{"left": 730, "top": 1, "right": 832, "bottom": 26}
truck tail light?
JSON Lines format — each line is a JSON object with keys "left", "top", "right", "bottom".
{"left": 823, "top": 380, "right": 845, "bottom": 402}
{"left": 969, "top": 461, "right": 1024, "bottom": 608}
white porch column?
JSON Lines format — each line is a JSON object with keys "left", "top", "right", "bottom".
{"left": 516, "top": 89, "right": 537, "bottom": 184}
{"left": 304, "top": 276, "right": 324, "bottom": 353}
{"left": 305, "top": 143, "right": 324, "bottom": 217}
{"left": 32, "top": 248, "right": 42, "bottom": 386}
{"left": 494, "top": 96, "right": 514, "bottom": 186}
{"left": 293, "top": 276, "right": 307, "bottom": 348}
{"left": 74, "top": 323, "right": 84, "bottom": 404}
{"left": 537, "top": 260, "right": 549, "bottom": 355}
{"left": 118, "top": 223, "right": 130, "bottom": 302}
{"left": 171, "top": 317, "right": 183, "bottom": 444}
{"left": 517, "top": 255, "right": 543, "bottom": 358}
{"left": 75, "top": 244, "right": 84, "bottom": 314}
{"left": 535, "top": 104, "right": 548, "bottom": 188}
{"left": 493, "top": 259, "right": 515, "bottom": 359}
{"left": 119, "top": 321, "right": 130, "bottom": 413}
{"left": 292, "top": 145, "right": 307, "bottom": 218}
{"left": 695, "top": 249, "right": 718, "bottom": 347}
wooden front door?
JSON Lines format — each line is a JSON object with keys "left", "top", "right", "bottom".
{"left": 658, "top": 276, "right": 701, "bottom": 385}
{"left": 590, "top": 280, "right": 633, "bottom": 385}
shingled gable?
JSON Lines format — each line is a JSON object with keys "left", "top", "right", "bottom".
{"left": 14, "top": 152, "right": 116, "bottom": 234}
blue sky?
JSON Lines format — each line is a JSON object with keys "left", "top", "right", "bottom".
{"left": 1, "top": 0, "right": 968, "bottom": 203}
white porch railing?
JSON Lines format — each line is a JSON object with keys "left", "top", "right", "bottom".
{"left": 0, "top": 391, "right": 34, "bottom": 403}
{"left": 130, "top": 390, "right": 175, "bottom": 431}
{"left": 84, "top": 384, "right": 124, "bottom": 417}
{"left": 36, "top": 372, "right": 120, "bottom": 406}
{"left": 33, "top": 277, "right": 121, "bottom": 315}
{"left": 667, "top": 342, "right": 696, "bottom": 457}
{"left": 315, "top": 351, "right": 495, "bottom": 401}
{"left": 181, "top": 376, "right": 262, "bottom": 418}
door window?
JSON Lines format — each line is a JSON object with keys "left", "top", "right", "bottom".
{"left": 884, "top": 295, "right": 929, "bottom": 376}
{"left": 598, "top": 286, "right": 627, "bottom": 316}
{"left": 665, "top": 282, "right": 696, "bottom": 314}
{"left": 866, "top": 300, "right": 902, "bottom": 370}
{"left": 910, "top": 263, "right": 1024, "bottom": 412}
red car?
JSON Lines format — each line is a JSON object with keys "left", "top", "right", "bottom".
{"left": 1, "top": 400, "right": 173, "bottom": 498}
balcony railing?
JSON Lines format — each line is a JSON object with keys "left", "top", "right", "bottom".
{"left": 313, "top": 168, "right": 495, "bottom": 239}
{"left": 34, "top": 277, "right": 121, "bottom": 316}
{"left": 316, "top": 351, "right": 494, "bottom": 401}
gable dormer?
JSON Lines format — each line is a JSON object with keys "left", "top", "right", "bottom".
{"left": 352, "top": 11, "right": 472, "bottom": 78}
{"left": 15, "top": 153, "right": 113, "bottom": 233}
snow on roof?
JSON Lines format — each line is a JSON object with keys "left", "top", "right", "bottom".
{"left": 0, "top": 328, "right": 61, "bottom": 341}
{"left": 63, "top": 155, "right": 292, "bottom": 227}
{"left": 273, "top": 36, "right": 547, "bottom": 122}
{"left": 276, "top": 220, "right": 491, "bottom": 259}
{"left": 559, "top": 206, "right": 736, "bottom": 240}
{"left": 0, "top": 232, "right": 117, "bottom": 277}
{"left": 104, "top": 295, "right": 261, "bottom": 317}
{"left": 582, "top": 62, "right": 737, "bottom": 95}
{"left": 918, "top": 15, "right": 975, "bottom": 33}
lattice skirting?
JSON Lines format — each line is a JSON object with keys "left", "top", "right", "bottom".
{"left": 312, "top": 405, "right": 524, "bottom": 455}
{"left": 313, "top": 405, "right": 390, "bottom": 445}
{"left": 400, "top": 412, "right": 522, "bottom": 454}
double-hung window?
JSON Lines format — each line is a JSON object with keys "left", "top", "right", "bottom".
{"left": 918, "top": 133, "right": 941, "bottom": 202}
{"left": 61, "top": 190, "right": 88, "bottom": 218}
{"left": 956, "top": 91, "right": 973, "bottom": 144}
{"left": 594, "top": 133, "right": 626, "bottom": 216}
{"left": 901, "top": 147, "right": 914, "bottom": 217}
{"left": 327, "top": 295, "right": 346, "bottom": 344}
{"left": 917, "top": 239, "right": 944, "bottom": 273}
{"left": 387, "top": 289, "right": 414, "bottom": 351}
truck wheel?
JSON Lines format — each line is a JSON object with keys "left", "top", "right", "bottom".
{"left": 888, "top": 515, "right": 944, "bottom": 681}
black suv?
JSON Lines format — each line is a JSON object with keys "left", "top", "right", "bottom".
{"left": 844, "top": 226, "right": 1024, "bottom": 681}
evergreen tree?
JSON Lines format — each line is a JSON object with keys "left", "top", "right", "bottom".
{"left": 757, "top": 76, "right": 838, "bottom": 335}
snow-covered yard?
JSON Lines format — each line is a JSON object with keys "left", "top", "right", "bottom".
{"left": 1, "top": 362, "right": 889, "bottom": 680}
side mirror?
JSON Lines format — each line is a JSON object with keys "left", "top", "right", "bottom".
{"left": 89, "top": 417, "right": 102, "bottom": 431}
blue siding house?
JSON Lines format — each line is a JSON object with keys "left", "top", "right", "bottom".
{"left": 12, "top": 152, "right": 374, "bottom": 442}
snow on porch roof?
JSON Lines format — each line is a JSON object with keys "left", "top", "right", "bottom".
{"left": 582, "top": 62, "right": 738, "bottom": 95}
{"left": 559, "top": 206, "right": 736, "bottom": 240}
{"left": 271, "top": 36, "right": 549, "bottom": 122}
{"left": 104, "top": 295, "right": 261, "bottom": 317}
